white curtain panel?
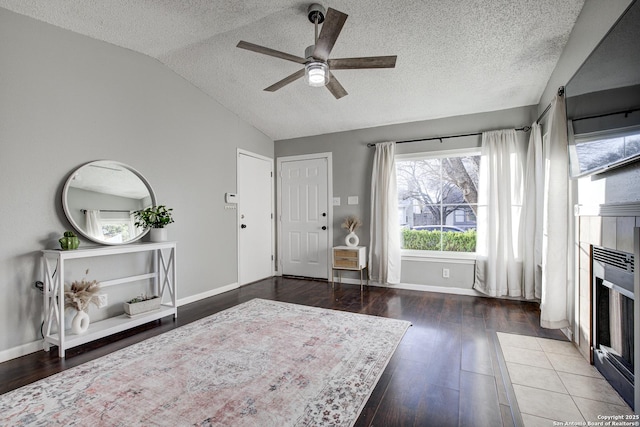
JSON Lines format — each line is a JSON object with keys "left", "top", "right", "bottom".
{"left": 523, "top": 123, "right": 543, "bottom": 299}
{"left": 473, "top": 129, "right": 527, "bottom": 297}
{"left": 369, "top": 142, "right": 401, "bottom": 284}
{"left": 539, "top": 95, "right": 571, "bottom": 330}
{"left": 85, "top": 209, "right": 104, "bottom": 239}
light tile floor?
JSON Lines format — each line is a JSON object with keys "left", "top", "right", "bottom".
{"left": 497, "top": 332, "right": 634, "bottom": 426}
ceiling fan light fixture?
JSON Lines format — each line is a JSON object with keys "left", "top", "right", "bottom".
{"left": 305, "top": 61, "right": 329, "bottom": 87}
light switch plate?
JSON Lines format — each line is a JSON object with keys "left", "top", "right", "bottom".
{"left": 348, "top": 196, "right": 359, "bottom": 205}
{"left": 97, "top": 294, "right": 108, "bottom": 308}
{"left": 333, "top": 197, "right": 341, "bottom": 206}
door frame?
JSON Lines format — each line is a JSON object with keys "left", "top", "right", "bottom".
{"left": 276, "top": 152, "right": 333, "bottom": 279}
{"left": 237, "top": 149, "right": 275, "bottom": 285}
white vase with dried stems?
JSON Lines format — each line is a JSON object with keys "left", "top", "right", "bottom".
{"left": 341, "top": 216, "right": 362, "bottom": 247}
{"left": 64, "top": 270, "right": 101, "bottom": 335}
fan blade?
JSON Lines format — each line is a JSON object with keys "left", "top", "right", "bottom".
{"left": 237, "top": 41, "right": 306, "bottom": 64}
{"left": 329, "top": 56, "right": 397, "bottom": 70}
{"left": 313, "top": 8, "right": 348, "bottom": 60}
{"left": 264, "top": 69, "right": 306, "bottom": 92}
{"left": 326, "top": 72, "right": 347, "bottom": 99}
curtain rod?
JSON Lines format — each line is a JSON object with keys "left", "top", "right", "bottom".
{"left": 366, "top": 125, "right": 531, "bottom": 148}
{"left": 535, "top": 86, "right": 565, "bottom": 125}
{"left": 81, "top": 209, "right": 131, "bottom": 214}
{"left": 571, "top": 107, "right": 640, "bottom": 123}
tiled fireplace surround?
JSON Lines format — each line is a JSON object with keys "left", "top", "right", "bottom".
{"left": 577, "top": 213, "right": 637, "bottom": 362}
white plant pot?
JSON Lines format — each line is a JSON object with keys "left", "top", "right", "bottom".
{"left": 149, "top": 228, "right": 168, "bottom": 242}
{"left": 71, "top": 310, "right": 90, "bottom": 335}
{"left": 123, "top": 297, "right": 161, "bottom": 317}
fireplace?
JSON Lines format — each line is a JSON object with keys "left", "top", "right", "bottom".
{"left": 592, "top": 245, "right": 635, "bottom": 409}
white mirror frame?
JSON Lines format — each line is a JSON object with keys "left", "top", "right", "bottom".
{"left": 61, "top": 160, "right": 157, "bottom": 245}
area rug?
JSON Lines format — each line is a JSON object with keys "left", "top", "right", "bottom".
{"left": 0, "top": 299, "right": 411, "bottom": 426}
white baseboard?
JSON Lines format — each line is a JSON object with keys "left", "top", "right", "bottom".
{"left": 176, "top": 282, "right": 239, "bottom": 306}
{"left": 0, "top": 282, "right": 241, "bottom": 364}
{"left": 332, "top": 277, "right": 481, "bottom": 296}
{"left": 0, "top": 339, "right": 43, "bottom": 364}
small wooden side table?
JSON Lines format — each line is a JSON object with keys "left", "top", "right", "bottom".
{"left": 332, "top": 246, "right": 368, "bottom": 290}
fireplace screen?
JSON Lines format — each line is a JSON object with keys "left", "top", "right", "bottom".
{"left": 592, "top": 245, "right": 635, "bottom": 409}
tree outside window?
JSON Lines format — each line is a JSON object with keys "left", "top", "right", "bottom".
{"left": 397, "top": 151, "right": 480, "bottom": 252}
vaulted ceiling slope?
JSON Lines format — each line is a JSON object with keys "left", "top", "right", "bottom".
{"left": 0, "top": 1, "right": 585, "bottom": 140}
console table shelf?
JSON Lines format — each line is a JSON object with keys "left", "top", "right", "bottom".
{"left": 41, "top": 241, "right": 177, "bottom": 358}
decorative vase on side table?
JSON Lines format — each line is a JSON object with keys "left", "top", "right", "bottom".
{"left": 341, "top": 216, "right": 362, "bottom": 248}
{"left": 71, "top": 310, "right": 90, "bottom": 334}
{"left": 64, "top": 271, "right": 100, "bottom": 335}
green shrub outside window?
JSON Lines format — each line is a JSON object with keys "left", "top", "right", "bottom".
{"left": 401, "top": 229, "right": 477, "bottom": 252}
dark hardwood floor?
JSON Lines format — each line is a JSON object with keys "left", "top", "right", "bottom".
{"left": 0, "top": 277, "right": 566, "bottom": 426}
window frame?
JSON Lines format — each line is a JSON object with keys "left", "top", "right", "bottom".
{"left": 98, "top": 213, "right": 135, "bottom": 244}
{"left": 569, "top": 124, "right": 640, "bottom": 178}
{"left": 396, "top": 147, "right": 481, "bottom": 260}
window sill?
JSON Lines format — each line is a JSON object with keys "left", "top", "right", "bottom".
{"left": 401, "top": 250, "right": 477, "bottom": 265}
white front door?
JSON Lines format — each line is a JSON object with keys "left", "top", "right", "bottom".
{"left": 238, "top": 151, "right": 273, "bottom": 285}
{"left": 279, "top": 156, "right": 330, "bottom": 279}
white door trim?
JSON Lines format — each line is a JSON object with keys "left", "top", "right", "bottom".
{"left": 237, "top": 149, "right": 275, "bottom": 284}
{"left": 276, "top": 152, "right": 333, "bottom": 279}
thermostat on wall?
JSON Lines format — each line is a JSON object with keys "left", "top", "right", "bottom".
{"left": 225, "top": 193, "right": 238, "bottom": 203}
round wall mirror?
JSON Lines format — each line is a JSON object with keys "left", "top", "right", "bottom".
{"left": 62, "top": 160, "right": 157, "bottom": 245}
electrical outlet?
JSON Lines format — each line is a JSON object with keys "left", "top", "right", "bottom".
{"left": 97, "top": 293, "right": 108, "bottom": 308}
{"left": 442, "top": 268, "right": 450, "bottom": 278}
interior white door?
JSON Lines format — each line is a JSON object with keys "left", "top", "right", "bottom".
{"left": 280, "top": 157, "right": 329, "bottom": 279}
{"left": 238, "top": 152, "right": 273, "bottom": 285}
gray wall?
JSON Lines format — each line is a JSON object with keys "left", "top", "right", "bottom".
{"left": 0, "top": 9, "right": 273, "bottom": 355}
{"left": 275, "top": 106, "right": 536, "bottom": 289}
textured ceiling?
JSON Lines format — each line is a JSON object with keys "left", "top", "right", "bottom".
{"left": 0, "top": 0, "right": 585, "bottom": 141}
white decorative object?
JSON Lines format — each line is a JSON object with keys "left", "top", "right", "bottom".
{"left": 71, "top": 310, "right": 90, "bottom": 334}
{"left": 124, "top": 297, "right": 161, "bottom": 317}
{"left": 41, "top": 242, "right": 177, "bottom": 357}
{"left": 345, "top": 232, "right": 359, "bottom": 247}
{"left": 341, "top": 216, "right": 362, "bottom": 248}
{"left": 150, "top": 228, "right": 168, "bottom": 242}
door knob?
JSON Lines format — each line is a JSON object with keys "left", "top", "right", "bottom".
{"left": 322, "top": 212, "right": 327, "bottom": 217}
{"left": 322, "top": 226, "right": 327, "bottom": 230}
{"left": 241, "top": 224, "right": 247, "bottom": 229}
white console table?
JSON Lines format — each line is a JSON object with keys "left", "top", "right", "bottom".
{"left": 41, "top": 241, "right": 177, "bottom": 358}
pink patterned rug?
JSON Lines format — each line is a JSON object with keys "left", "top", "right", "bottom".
{"left": 1, "top": 299, "right": 410, "bottom": 426}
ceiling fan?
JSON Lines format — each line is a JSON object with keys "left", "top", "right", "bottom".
{"left": 236, "top": 3, "right": 397, "bottom": 99}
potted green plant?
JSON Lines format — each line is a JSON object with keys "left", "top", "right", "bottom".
{"left": 133, "top": 205, "right": 174, "bottom": 242}
{"left": 123, "top": 294, "right": 161, "bottom": 317}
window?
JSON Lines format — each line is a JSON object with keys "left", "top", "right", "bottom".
{"left": 396, "top": 149, "right": 480, "bottom": 253}
{"left": 99, "top": 212, "right": 136, "bottom": 244}
{"left": 569, "top": 126, "right": 640, "bottom": 177}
